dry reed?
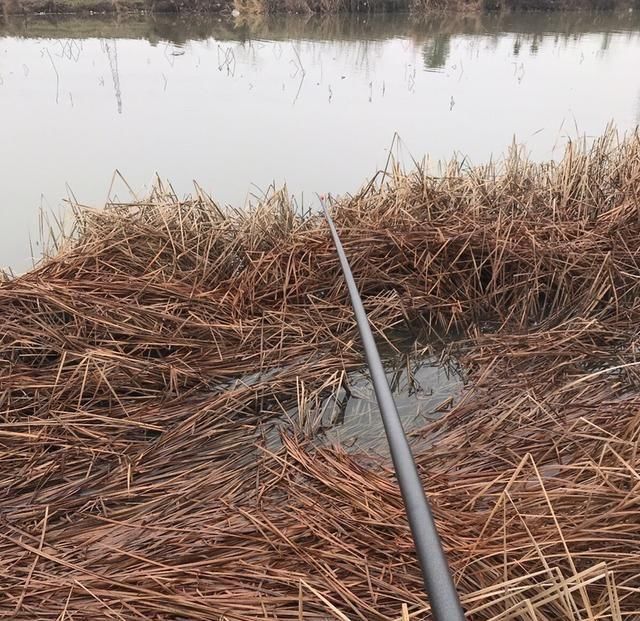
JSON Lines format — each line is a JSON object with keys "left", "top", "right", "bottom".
{"left": 1, "top": 128, "right": 639, "bottom": 619}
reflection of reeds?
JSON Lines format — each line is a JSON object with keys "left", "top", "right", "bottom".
{"left": 3, "top": 11, "right": 640, "bottom": 44}
{"left": 1, "top": 129, "right": 640, "bottom": 619}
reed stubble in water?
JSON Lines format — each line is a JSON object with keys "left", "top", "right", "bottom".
{"left": 0, "top": 129, "right": 639, "bottom": 619}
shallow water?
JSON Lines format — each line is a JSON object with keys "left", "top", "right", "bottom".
{"left": 320, "top": 354, "right": 463, "bottom": 455}
{"left": 265, "top": 349, "right": 464, "bottom": 455}
{"left": 1, "top": 11, "right": 640, "bottom": 271}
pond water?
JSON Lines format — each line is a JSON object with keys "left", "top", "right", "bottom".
{"left": 1, "top": 11, "right": 639, "bottom": 271}
{"left": 265, "top": 348, "right": 465, "bottom": 456}
{"left": 319, "top": 353, "right": 463, "bottom": 455}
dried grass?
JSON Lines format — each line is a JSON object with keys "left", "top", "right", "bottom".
{"left": 1, "top": 128, "right": 639, "bottom": 619}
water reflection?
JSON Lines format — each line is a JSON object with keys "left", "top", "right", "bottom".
{"left": 320, "top": 353, "right": 463, "bottom": 456}
{"left": 423, "top": 34, "right": 450, "bottom": 69}
{"left": 3, "top": 11, "right": 640, "bottom": 44}
{"left": 102, "top": 40, "right": 123, "bottom": 114}
{"left": 1, "top": 11, "right": 639, "bottom": 272}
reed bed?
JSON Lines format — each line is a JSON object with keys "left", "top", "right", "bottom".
{"left": 1, "top": 129, "right": 639, "bottom": 620}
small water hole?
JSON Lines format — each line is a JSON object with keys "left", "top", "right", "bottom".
{"left": 264, "top": 346, "right": 465, "bottom": 456}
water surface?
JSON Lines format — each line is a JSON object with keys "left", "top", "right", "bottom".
{"left": 264, "top": 348, "right": 464, "bottom": 455}
{"left": 1, "top": 11, "right": 639, "bottom": 271}
{"left": 321, "top": 354, "right": 463, "bottom": 455}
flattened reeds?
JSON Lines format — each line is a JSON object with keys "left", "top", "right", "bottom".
{"left": 1, "top": 129, "right": 639, "bottom": 619}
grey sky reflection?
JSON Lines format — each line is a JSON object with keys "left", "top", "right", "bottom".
{"left": 1, "top": 11, "right": 639, "bottom": 271}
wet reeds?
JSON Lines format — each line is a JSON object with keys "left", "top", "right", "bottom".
{"left": 1, "top": 129, "right": 639, "bottom": 619}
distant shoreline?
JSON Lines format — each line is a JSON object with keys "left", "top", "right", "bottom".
{"left": 2, "top": 9, "right": 638, "bottom": 41}
{"left": 1, "top": 0, "right": 636, "bottom": 18}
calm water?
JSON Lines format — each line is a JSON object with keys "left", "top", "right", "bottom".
{"left": 265, "top": 349, "right": 464, "bottom": 455}
{"left": 1, "top": 11, "right": 640, "bottom": 271}
{"left": 320, "top": 354, "right": 463, "bottom": 455}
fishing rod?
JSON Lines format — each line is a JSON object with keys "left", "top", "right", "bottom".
{"left": 320, "top": 196, "right": 465, "bottom": 621}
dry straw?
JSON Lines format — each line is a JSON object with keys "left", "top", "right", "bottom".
{"left": 1, "top": 128, "right": 639, "bottom": 619}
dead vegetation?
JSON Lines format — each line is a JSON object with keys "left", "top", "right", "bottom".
{"left": 1, "top": 129, "right": 639, "bottom": 619}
